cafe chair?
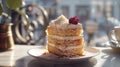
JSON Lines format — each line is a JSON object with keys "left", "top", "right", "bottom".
{"left": 12, "top": 4, "right": 49, "bottom": 45}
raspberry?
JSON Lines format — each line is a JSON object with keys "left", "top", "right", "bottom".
{"left": 69, "top": 16, "right": 80, "bottom": 25}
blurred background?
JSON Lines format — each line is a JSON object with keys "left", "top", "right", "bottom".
{"left": 2, "top": 0, "right": 120, "bottom": 47}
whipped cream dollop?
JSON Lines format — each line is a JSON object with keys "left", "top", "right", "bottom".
{"left": 50, "top": 15, "right": 68, "bottom": 24}
{"left": 49, "top": 15, "right": 82, "bottom": 29}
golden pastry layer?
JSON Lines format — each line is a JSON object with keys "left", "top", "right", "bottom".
{"left": 47, "top": 44, "right": 84, "bottom": 56}
{"left": 47, "top": 25, "right": 83, "bottom": 36}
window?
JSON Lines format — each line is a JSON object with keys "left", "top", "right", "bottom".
{"left": 76, "top": 6, "right": 90, "bottom": 22}
{"left": 61, "top": 6, "right": 69, "bottom": 18}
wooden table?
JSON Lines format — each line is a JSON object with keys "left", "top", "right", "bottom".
{"left": 0, "top": 45, "right": 120, "bottom": 67}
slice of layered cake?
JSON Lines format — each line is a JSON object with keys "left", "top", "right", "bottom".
{"left": 46, "top": 15, "right": 84, "bottom": 57}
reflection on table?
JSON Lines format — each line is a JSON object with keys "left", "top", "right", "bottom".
{"left": 16, "top": 56, "right": 96, "bottom": 67}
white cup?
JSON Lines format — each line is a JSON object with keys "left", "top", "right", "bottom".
{"left": 109, "top": 26, "right": 120, "bottom": 46}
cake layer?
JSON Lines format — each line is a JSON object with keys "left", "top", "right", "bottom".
{"left": 47, "top": 44, "right": 84, "bottom": 56}
{"left": 47, "top": 25, "right": 83, "bottom": 37}
{"left": 48, "top": 35, "right": 83, "bottom": 40}
{"left": 47, "top": 35, "right": 84, "bottom": 46}
{"left": 46, "top": 15, "right": 84, "bottom": 57}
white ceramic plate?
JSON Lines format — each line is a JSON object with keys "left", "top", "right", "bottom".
{"left": 27, "top": 46, "right": 99, "bottom": 64}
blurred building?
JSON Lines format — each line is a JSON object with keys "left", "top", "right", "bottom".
{"left": 25, "top": 0, "right": 120, "bottom": 24}
{"left": 58, "top": 0, "right": 120, "bottom": 23}
{"left": 24, "top": 0, "right": 120, "bottom": 36}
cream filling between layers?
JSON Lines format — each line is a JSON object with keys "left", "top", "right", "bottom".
{"left": 48, "top": 43, "right": 83, "bottom": 51}
{"left": 48, "top": 35, "right": 83, "bottom": 40}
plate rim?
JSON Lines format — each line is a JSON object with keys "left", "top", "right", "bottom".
{"left": 27, "top": 46, "right": 100, "bottom": 62}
